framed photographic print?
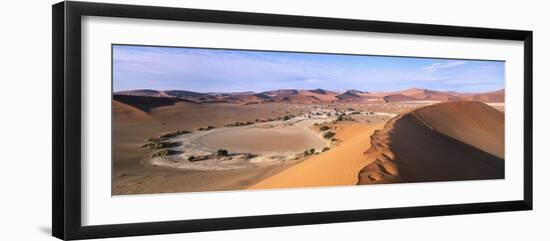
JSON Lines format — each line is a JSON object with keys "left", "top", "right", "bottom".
{"left": 52, "top": 1, "right": 533, "bottom": 240}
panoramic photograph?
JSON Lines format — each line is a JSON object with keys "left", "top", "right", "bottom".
{"left": 112, "top": 44, "right": 505, "bottom": 195}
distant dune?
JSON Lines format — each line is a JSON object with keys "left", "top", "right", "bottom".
{"left": 358, "top": 101, "right": 504, "bottom": 184}
{"left": 281, "top": 95, "right": 322, "bottom": 104}
{"left": 383, "top": 94, "right": 419, "bottom": 102}
{"left": 114, "top": 88, "right": 504, "bottom": 106}
{"left": 112, "top": 100, "right": 154, "bottom": 122}
{"left": 300, "top": 90, "right": 338, "bottom": 102}
{"left": 308, "top": 88, "right": 336, "bottom": 95}
{"left": 397, "top": 88, "right": 461, "bottom": 101}
{"left": 462, "top": 89, "right": 505, "bottom": 102}
{"left": 115, "top": 89, "right": 169, "bottom": 97}
{"left": 113, "top": 94, "right": 185, "bottom": 113}
{"left": 336, "top": 90, "right": 363, "bottom": 101}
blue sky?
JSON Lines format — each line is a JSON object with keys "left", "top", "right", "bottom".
{"left": 113, "top": 45, "right": 504, "bottom": 93}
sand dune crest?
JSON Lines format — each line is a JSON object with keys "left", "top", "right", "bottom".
{"left": 358, "top": 101, "right": 504, "bottom": 185}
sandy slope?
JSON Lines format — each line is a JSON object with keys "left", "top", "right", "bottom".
{"left": 413, "top": 101, "right": 504, "bottom": 158}
{"left": 113, "top": 97, "right": 504, "bottom": 194}
{"left": 358, "top": 101, "right": 504, "bottom": 185}
{"left": 249, "top": 123, "right": 384, "bottom": 189}
{"left": 112, "top": 100, "right": 154, "bottom": 122}
{"left": 112, "top": 100, "right": 308, "bottom": 195}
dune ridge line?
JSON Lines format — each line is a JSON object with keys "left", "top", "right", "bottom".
{"left": 358, "top": 101, "right": 505, "bottom": 185}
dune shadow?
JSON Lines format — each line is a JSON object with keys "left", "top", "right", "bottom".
{"left": 358, "top": 101, "right": 505, "bottom": 185}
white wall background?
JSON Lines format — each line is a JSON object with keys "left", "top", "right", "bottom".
{"left": 0, "top": 0, "right": 547, "bottom": 240}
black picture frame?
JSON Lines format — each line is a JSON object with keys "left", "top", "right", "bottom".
{"left": 52, "top": 1, "right": 533, "bottom": 240}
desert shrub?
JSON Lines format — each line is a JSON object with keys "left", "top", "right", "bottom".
{"left": 351, "top": 111, "right": 361, "bottom": 115}
{"left": 154, "top": 141, "right": 182, "bottom": 150}
{"left": 322, "top": 147, "right": 330, "bottom": 152}
{"left": 188, "top": 156, "right": 196, "bottom": 161}
{"left": 283, "top": 115, "right": 295, "bottom": 121}
{"left": 198, "top": 126, "right": 215, "bottom": 131}
{"left": 303, "top": 150, "right": 310, "bottom": 156}
{"left": 152, "top": 150, "right": 167, "bottom": 158}
{"left": 245, "top": 153, "right": 257, "bottom": 159}
{"left": 152, "top": 150, "right": 180, "bottom": 158}
{"left": 217, "top": 149, "right": 229, "bottom": 156}
{"left": 159, "top": 130, "right": 191, "bottom": 139}
{"left": 309, "top": 148, "right": 315, "bottom": 154}
{"left": 158, "top": 133, "right": 173, "bottom": 138}
{"left": 336, "top": 113, "right": 355, "bottom": 122}
{"left": 323, "top": 131, "right": 335, "bottom": 139}
{"left": 319, "top": 125, "right": 330, "bottom": 131}
{"left": 225, "top": 121, "right": 254, "bottom": 127}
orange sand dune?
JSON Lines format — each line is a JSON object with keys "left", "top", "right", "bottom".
{"left": 413, "top": 101, "right": 504, "bottom": 158}
{"left": 249, "top": 123, "right": 384, "bottom": 189}
{"left": 300, "top": 90, "right": 337, "bottom": 102}
{"left": 112, "top": 100, "right": 154, "bottom": 122}
{"left": 113, "top": 94, "right": 184, "bottom": 113}
{"left": 463, "top": 89, "right": 504, "bottom": 102}
{"left": 358, "top": 101, "right": 504, "bottom": 185}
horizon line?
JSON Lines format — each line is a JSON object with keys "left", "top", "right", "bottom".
{"left": 113, "top": 87, "right": 505, "bottom": 95}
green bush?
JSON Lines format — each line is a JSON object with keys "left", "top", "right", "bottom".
{"left": 323, "top": 131, "right": 335, "bottom": 139}
{"left": 159, "top": 130, "right": 191, "bottom": 138}
{"left": 152, "top": 149, "right": 179, "bottom": 158}
{"left": 217, "top": 149, "right": 229, "bottom": 156}
{"left": 198, "top": 126, "right": 215, "bottom": 131}
{"left": 283, "top": 115, "right": 295, "bottom": 121}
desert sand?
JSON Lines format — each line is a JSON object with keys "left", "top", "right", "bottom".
{"left": 358, "top": 101, "right": 504, "bottom": 184}
{"left": 196, "top": 120, "right": 327, "bottom": 154}
{"left": 112, "top": 87, "right": 505, "bottom": 195}
{"left": 249, "top": 123, "right": 384, "bottom": 189}
{"left": 112, "top": 100, "right": 309, "bottom": 194}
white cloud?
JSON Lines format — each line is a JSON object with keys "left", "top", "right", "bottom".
{"left": 421, "top": 61, "right": 466, "bottom": 72}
